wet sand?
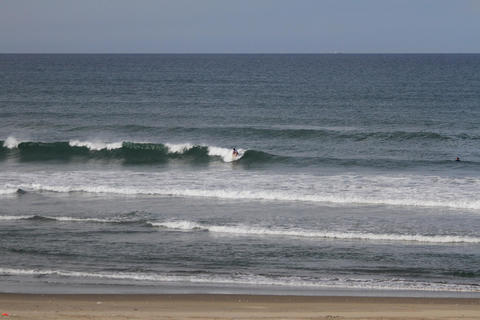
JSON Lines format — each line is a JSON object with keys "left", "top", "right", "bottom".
{"left": 0, "top": 293, "right": 479, "bottom": 319}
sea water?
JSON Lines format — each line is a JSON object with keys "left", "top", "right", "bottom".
{"left": 0, "top": 54, "right": 479, "bottom": 296}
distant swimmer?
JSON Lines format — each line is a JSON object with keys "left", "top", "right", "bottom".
{"left": 456, "top": 157, "right": 460, "bottom": 162}
{"left": 232, "top": 147, "right": 239, "bottom": 157}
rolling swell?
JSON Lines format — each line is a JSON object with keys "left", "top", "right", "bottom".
{"left": 56, "top": 124, "right": 473, "bottom": 142}
{"left": 2, "top": 139, "right": 479, "bottom": 168}
{"left": 0, "top": 140, "right": 255, "bottom": 164}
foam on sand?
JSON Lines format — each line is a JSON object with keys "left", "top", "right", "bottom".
{"left": 0, "top": 267, "right": 478, "bottom": 292}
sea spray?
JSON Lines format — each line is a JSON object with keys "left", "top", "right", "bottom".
{"left": 3, "top": 136, "right": 20, "bottom": 149}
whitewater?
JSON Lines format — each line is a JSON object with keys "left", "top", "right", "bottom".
{"left": 1, "top": 54, "right": 480, "bottom": 296}
{"left": 2, "top": 214, "right": 478, "bottom": 244}
{"left": 2, "top": 166, "right": 480, "bottom": 210}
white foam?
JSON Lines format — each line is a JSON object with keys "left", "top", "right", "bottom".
{"left": 207, "top": 146, "right": 245, "bottom": 162}
{"left": 165, "top": 143, "right": 245, "bottom": 162}
{"left": 0, "top": 215, "right": 34, "bottom": 221}
{"left": 2, "top": 137, "right": 245, "bottom": 163}
{"left": 50, "top": 216, "right": 124, "bottom": 223}
{"left": 68, "top": 140, "right": 123, "bottom": 151}
{"left": 5, "top": 170, "right": 480, "bottom": 211}
{"left": 1, "top": 208, "right": 475, "bottom": 243}
{"left": 0, "top": 267, "right": 478, "bottom": 292}
{"left": 151, "top": 220, "right": 204, "bottom": 230}
{"left": 8, "top": 179, "right": 480, "bottom": 211}
{"left": 153, "top": 221, "right": 480, "bottom": 243}
{"left": 0, "top": 187, "right": 19, "bottom": 195}
{"left": 3, "top": 136, "right": 20, "bottom": 149}
{"left": 0, "top": 214, "right": 130, "bottom": 224}
{"left": 165, "top": 143, "right": 194, "bottom": 154}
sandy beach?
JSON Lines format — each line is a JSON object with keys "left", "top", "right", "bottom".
{"left": 0, "top": 293, "right": 478, "bottom": 320}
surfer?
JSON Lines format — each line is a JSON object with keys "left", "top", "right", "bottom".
{"left": 456, "top": 157, "right": 460, "bottom": 162}
{"left": 232, "top": 147, "right": 239, "bottom": 157}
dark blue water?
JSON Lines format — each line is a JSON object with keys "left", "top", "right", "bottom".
{"left": 1, "top": 54, "right": 479, "bottom": 295}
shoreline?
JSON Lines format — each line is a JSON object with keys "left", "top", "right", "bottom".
{"left": 1, "top": 293, "right": 479, "bottom": 320}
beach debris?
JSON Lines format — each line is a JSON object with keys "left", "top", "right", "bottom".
{"left": 1, "top": 313, "right": 9, "bottom": 317}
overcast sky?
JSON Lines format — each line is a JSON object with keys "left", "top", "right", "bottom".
{"left": 1, "top": 0, "right": 479, "bottom": 53}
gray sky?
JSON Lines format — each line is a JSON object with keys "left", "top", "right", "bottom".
{"left": 1, "top": 0, "right": 479, "bottom": 53}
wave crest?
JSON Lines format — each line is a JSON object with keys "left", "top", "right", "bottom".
{"left": 2, "top": 136, "right": 20, "bottom": 149}
{"left": 0, "top": 137, "right": 248, "bottom": 163}
{"left": 69, "top": 140, "right": 123, "bottom": 151}
{"left": 150, "top": 220, "right": 480, "bottom": 243}
{"left": 4, "top": 214, "right": 475, "bottom": 244}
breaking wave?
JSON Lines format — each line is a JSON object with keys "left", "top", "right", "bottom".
{"left": 1, "top": 136, "right": 477, "bottom": 168}
{"left": 1, "top": 137, "right": 247, "bottom": 163}
{"left": 0, "top": 214, "right": 141, "bottom": 224}
{"left": 0, "top": 188, "right": 20, "bottom": 195}
{"left": 3, "top": 214, "right": 475, "bottom": 244}
{"left": 0, "top": 215, "right": 35, "bottom": 221}
{"left": 150, "top": 220, "right": 480, "bottom": 244}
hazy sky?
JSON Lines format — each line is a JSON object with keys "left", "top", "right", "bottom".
{"left": 1, "top": 0, "right": 479, "bottom": 53}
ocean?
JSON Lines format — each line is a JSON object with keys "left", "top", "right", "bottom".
{"left": 0, "top": 54, "right": 479, "bottom": 296}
